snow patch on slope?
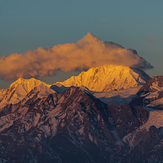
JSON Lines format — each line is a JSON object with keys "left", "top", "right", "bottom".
{"left": 141, "top": 109, "right": 163, "bottom": 130}
{"left": 92, "top": 86, "right": 141, "bottom": 105}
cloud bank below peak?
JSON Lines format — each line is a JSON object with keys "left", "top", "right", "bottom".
{"left": 0, "top": 32, "right": 153, "bottom": 80}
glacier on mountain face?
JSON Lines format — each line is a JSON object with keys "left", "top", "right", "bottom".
{"left": 55, "top": 65, "right": 150, "bottom": 92}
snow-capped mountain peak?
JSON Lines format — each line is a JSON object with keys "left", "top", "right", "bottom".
{"left": 55, "top": 64, "right": 150, "bottom": 92}
{"left": 0, "top": 78, "right": 54, "bottom": 107}
{"left": 10, "top": 77, "right": 51, "bottom": 90}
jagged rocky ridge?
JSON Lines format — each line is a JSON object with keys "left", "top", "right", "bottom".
{"left": 1, "top": 85, "right": 163, "bottom": 163}
{"left": 130, "top": 76, "right": 163, "bottom": 109}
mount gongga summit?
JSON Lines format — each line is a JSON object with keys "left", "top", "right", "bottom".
{"left": 0, "top": 65, "right": 163, "bottom": 162}
{"left": 55, "top": 64, "right": 150, "bottom": 92}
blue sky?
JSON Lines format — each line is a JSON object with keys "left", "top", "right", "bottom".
{"left": 0, "top": 0, "right": 163, "bottom": 88}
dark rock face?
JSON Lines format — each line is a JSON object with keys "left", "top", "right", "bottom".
{"left": 122, "top": 125, "right": 163, "bottom": 163}
{"left": 137, "top": 76, "right": 163, "bottom": 95}
{"left": 1, "top": 85, "right": 163, "bottom": 163}
{"left": 130, "top": 76, "right": 163, "bottom": 109}
{"left": 0, "top": 133, "right": 54, "bottom": 163}
{"left": 108, "top": 104, "right": 148, "bottom": 138}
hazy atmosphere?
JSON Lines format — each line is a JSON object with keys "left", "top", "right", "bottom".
{"left": 1, "top": 0, "right": 163, "bottom": 88}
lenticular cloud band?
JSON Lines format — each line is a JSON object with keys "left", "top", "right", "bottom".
{"left": 0, "top": 33, "right": 153, "bottom": 80}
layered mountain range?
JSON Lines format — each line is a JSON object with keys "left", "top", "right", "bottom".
{"left": 0, "top": 65, "right": 150, "bottom": 107}
{"left": 0, "top": 65, "right": 163, "bottom": 162}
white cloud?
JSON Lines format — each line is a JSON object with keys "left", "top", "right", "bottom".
{"left": 0, "top": 33, "right": 153, "bottom": 80}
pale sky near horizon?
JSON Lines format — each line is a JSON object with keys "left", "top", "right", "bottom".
{"left": 0, "top": 0, "right": 163, "bottom": 89}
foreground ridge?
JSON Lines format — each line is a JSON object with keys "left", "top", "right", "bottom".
{"left": 0, "top": 86, "right": 150, "bottom": 163}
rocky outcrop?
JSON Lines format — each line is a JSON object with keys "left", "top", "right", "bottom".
{"left": 130, "top": 76, "right": 163, "bottom": 109}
